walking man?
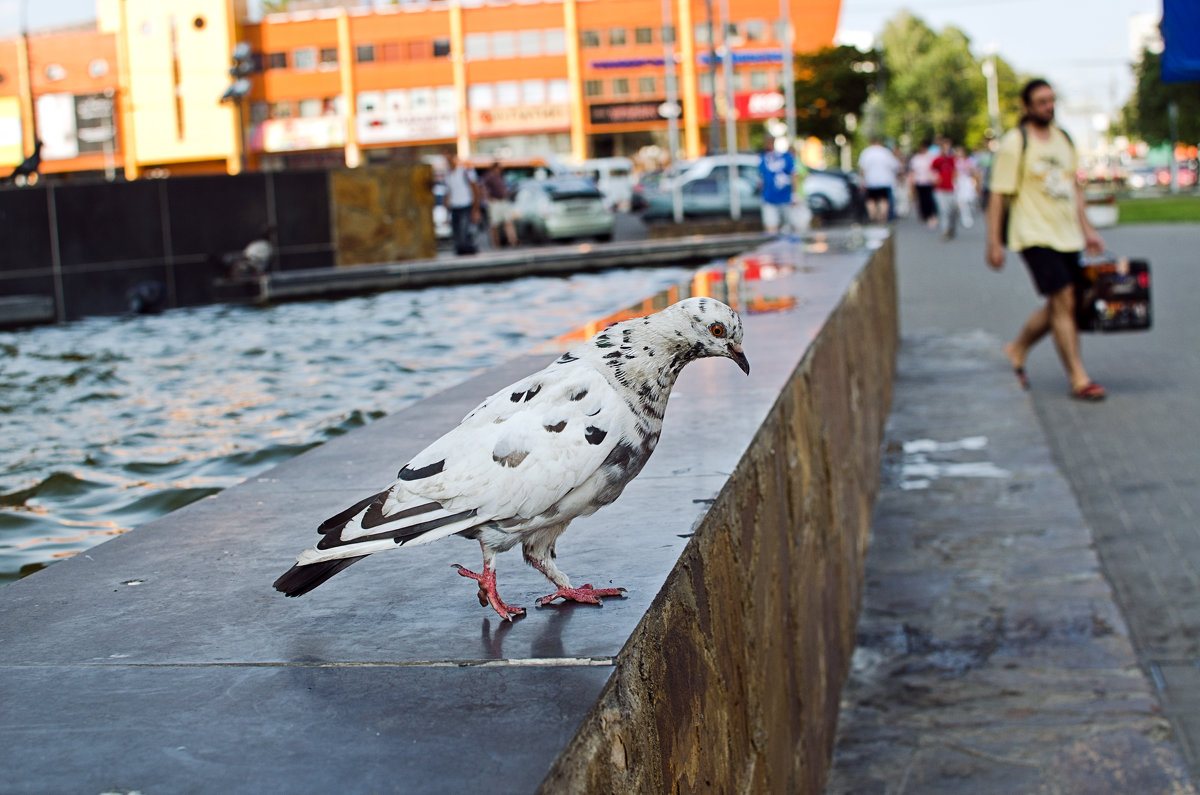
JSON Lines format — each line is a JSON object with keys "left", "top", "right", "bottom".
{"left": 444, "top": 150, "right": 481, "bottom": 255}
{"left": 758, "top": 138, "right": 795, "bottom": 235}
{"left": 986, "top": 79, "right": 1107, "bottom": 401}
{"left": 857, "top": 136, "right": 901, "bottom": 224}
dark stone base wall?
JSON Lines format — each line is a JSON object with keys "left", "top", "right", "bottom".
{"left": 541, "top": 238, "right": 898, "bottom": 793}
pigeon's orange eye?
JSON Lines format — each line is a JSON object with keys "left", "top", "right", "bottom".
{"left": 709, "top": 322, "right": 726, "bottom": 338}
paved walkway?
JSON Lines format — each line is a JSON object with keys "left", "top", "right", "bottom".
{"left": 828, "top": 216, "right": 1200, "bottom": 792}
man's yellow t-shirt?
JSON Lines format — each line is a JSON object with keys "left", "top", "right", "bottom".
{"left": 989, "top": 125, "right": 1083, "bottom": 253}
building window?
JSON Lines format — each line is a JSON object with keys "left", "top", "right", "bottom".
{"left": 724, "top": 22, "right": 739, "bottom": 42}
{"left": 267, "top": 51, "right": 287, "bottom": 69}
{"left": 269, "top": 101, "right": 292, "bottom": 119}
{"left": 465, "top": 33, "right": 489, "bottom": 60}
{"left": 496, "top": 81, "right": 519, "bottom": 106}
{"left": 609, "top": 28, "right": 627, "bottom": 46}
{"left": 612, "top": 77, "right": 629, "bottom": 96}
{"left": 250, "top": 102, "right": 269, "bottom": 123}
{"left": 584, "top": 79, "right": 603, "bottom": 97}
{"left": 356, "top": 44, "right": 375, "bottom": 63}
{"left": 407, "top": 40, "right": 431, "bottom": 59}
{"left": 436, "top": 85, "right": 456, "bottom": 110}
{"left": 319, "top": 47, "right": 338, "bottom": 68}
{"left": 469, "top": 83, "right": 494, "bottom": 109}
{"left": 727, "top": 71, "right": 743, "bottom": 91}
{"left": 492, "top": 32, "right": 516, "bottom": 59}
{"left": 699, "top": 72, "right": 713, "bottom": 94}
{"left": 299, "top": 98, "right": 322, "bottom": 118}
{"left": 378, "top": 42, "right": 400, "bottom": 61}
{"left": 433, "top": 37, "right": 451, "bottom": 57}
{"left": 772, "top": 20, "right": 787, "bottom": 42}
{"left": 638, "top": 76, "right": 656, "bottom": 94}
{"left": 545, "top": 29, "right": 566, "bottom": 54}
{"left": 580, "top": 30, "right": 601, "bottom": 48}
{"left": 743, "top": 19, "right": 766, "bottom": 42}
{"left": 749, "top": 70, "right": 769, "bottom": 90}
{"left": 662, "top": 25, "right": 676, "bottom": 44}
{"left": 293, "top": 47, "right": 316, "bottom": 70}
{"left": 635, "top": 27, "right": 653, "bottom": 45}
{"left": 548, "top": 78, "right": 569, "bottom": 103}
{"left": 519, "top": 30, "right": 541, "bottom": 56}
{"left": 694, "top": 24, "right": 711, "bottom": 44}
{"left": 522, "top": 79, "right": 546, "bottom": 105}
{"left": 665, "top": 73, "right": 678, "bottom": 93}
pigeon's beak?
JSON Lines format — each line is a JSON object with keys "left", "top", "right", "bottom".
{"left": 728, "top": 343, "right": 750, "bottom": 375}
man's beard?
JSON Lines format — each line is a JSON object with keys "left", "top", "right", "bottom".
{"left": 1027, "top": 110, "right": 1054, "bottom": 128}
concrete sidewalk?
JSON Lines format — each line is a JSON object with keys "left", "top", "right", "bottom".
{"left": 828, "top": 218, "right": 1199, "bottom": 792}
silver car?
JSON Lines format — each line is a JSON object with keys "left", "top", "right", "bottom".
{"left": 512, "top": 176, "right": 615, "bottom": 243}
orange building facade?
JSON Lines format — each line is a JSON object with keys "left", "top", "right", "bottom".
{"left": 0, "top": 0, "right": 841, "bottom": 179}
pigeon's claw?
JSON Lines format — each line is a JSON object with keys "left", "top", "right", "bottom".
{"left": 453, "top": 563, "right": 526, "bottom": 621}
{"left": 536, "top": 584, "right": 627, "bottom": 607}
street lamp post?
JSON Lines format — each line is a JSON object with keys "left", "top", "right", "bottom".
{"left": 780, "top": 0, "right": 796, "bottom": 145}
{"left": 718, "top": 0, "right": 740, "bottom": 220}
{"left": 660, "top": 0, "right": 683, "bottom": 222}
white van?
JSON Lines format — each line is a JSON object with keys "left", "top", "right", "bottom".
{"left": 570, "top": 157, "right": 635, "bottom": 211}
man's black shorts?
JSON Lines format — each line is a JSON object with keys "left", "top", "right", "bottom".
{"left": 1019, "top": 246, "right": 1080, "bottom": 296}
{"left": 865, "top": 186, "right": 891, "bottom": 202}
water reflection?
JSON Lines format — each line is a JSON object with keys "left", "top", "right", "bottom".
{"left": 0, "top": 267, "right": 692, "bottom": 584}
{"left": 544, "top": 250, "right": 801, "bottom": 351}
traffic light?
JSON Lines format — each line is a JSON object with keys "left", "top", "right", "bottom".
{"left": 222, "top": 42, "right": 254, "bottom": 102}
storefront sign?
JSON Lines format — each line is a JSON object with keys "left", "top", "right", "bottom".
{"left": 470, "top": 104, "right": 570, "bottom": 135}
{"left": 357, "top": 90, "right": 457, "bottom": 144}
{"left": 36, "top": 92, "right": 117, "bottom": 160}
{"left": 699, "top": 91, "right": 786, "bottom": 122}
{"left": 251, "top": 117, "right": 346, "bottom": 153}
{"left": 589, "top": 101, "right": 670, "bottom": 125}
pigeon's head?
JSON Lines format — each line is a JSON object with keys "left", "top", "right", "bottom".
{"left": 668, "top": 297, "right": 750, "bottom": 375}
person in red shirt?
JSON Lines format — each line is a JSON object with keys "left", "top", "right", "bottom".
{"left": 931, "top": 137, "right": 958, "bottom": 239}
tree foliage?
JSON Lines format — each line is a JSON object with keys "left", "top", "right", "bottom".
{"left": 790, "top": 45, "right": 881, "bottom": 141}
{"left": 873, "top": 11, "right": 1022, "bottom": 149}
{"left": 1122, "top": 49, "right": 1200, "bottom": 144}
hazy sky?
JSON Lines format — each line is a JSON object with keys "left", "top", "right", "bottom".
{"left": 1, "top": 0, "right": 1163, "bottom": 113}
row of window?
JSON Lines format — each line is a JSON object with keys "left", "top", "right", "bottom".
{"left": 583, "top": 69, "right": 782, "bottom": 98}
{"left": 262, "top": 20, "right": 787, "bottom": 71}
{"left": 579, "top": 20, "right": 780, "bottom": 48}
{"left": 467, "top": 78, "right": 571, "bottom": 109}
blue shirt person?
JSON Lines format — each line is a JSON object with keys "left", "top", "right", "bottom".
{"left": 758, "top": 142, "right": 796, "bottom": 234}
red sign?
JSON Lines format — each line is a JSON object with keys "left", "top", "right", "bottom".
{"left": 698, "top": 91, "right": 786, "bottom": 122}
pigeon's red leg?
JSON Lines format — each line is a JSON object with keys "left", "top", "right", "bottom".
{"left": 453, "top": 545, "right": 524, "bottom": 621}
{"left": 535, "top": 583, "right": 627, "bottom": 606}
{"left": 524, "top": 553, "right": 626, "bottom": 606}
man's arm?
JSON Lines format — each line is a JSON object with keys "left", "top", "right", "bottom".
{"left": 1074, "top": 183, "right": 1105, "bottom": 255}
{"left": 985, "top": 190, "right": 1008, "bottom": 270}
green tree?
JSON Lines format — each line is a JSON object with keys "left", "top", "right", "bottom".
{"left": 875, "top": 11, "right": 1022, "bottom": 149}
{"left": 790, "top": 45, "right": 880, "bottom": 141}
{"left": 1123, "top": 48, "right": 1200, "bottom": 144}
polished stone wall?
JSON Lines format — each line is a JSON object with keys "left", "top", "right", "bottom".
{"left": 330, "top": 164, "right": 437, "bottom": 267}
{"left": 542, "top": 237, "right": 898, "bottom": 793}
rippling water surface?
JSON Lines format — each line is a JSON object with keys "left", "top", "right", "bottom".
{"left": 0, "top": 267, "right": 692, "bottom": 584}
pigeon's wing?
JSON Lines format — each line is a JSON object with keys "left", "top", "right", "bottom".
{"left": 296, "top": 361, "right": 634, "bottom": 563}
{"left": 394, "top": 362, "right": 631, "bottom": 522}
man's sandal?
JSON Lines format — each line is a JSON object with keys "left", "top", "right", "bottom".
{"left": 1070, "top": 382, "right": 1107, "bottom": 402}
{"left": 1013, "top": 367, "right": 1030, "bottom": 390}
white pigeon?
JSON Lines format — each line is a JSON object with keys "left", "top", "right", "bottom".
{"left": 273, "top": 297, "right": 749, "bottom": 620}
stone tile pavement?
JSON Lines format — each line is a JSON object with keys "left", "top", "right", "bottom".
{"left": 828, "top": 217, "right": 1200, "bottom": 792}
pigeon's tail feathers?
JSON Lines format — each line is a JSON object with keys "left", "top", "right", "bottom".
{"left": 273, "top": 555, "right": 367, "bottom": 597}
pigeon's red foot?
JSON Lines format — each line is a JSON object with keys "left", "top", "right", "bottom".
{"left": 535, "top": 583, "right": 627, "bottom": 607}
{"left": 453, "top": 564, "right": 526, "bottom": 621}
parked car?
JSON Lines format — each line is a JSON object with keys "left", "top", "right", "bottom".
{"left": 639, "top": 175, "right": 761, "bottom": 220}
{"left": 639, "top": 156, "right": 863, "bottom": 222}
{"left": 567, "top": 157, "right": 635, "bottom": 210}
{"left": 511, "top": 175, "right": 615, "bottom": 243}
